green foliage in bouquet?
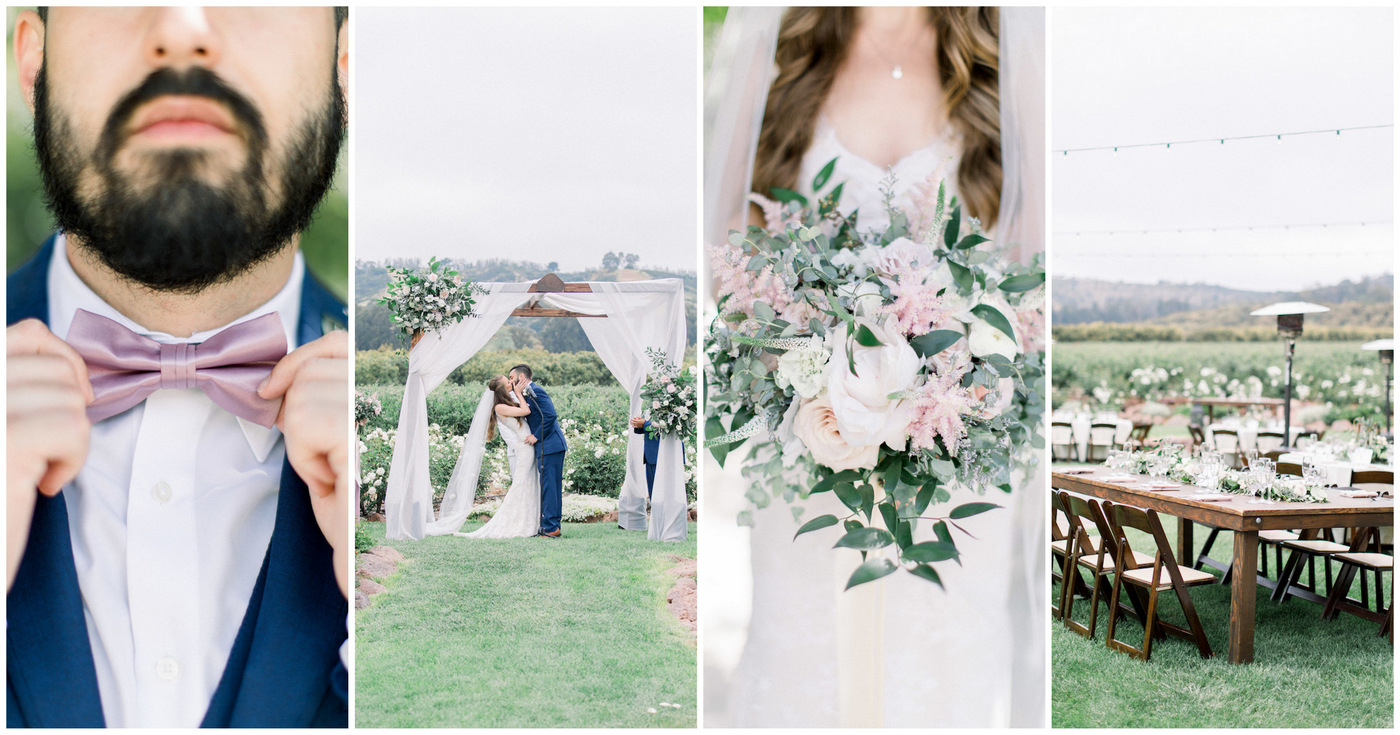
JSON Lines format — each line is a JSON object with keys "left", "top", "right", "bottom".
{"left": 377, "top": 256, "right": 483, "bottom": 338}
{"left": 639, "top": 348, "right": 698, "bottom": 440}
{"left": 705, "top": 159, "right": 1046, "bottom": 591}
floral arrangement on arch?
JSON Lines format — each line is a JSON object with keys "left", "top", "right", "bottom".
{"left": 377, "top": 256, "right": 484, "bottom": 344}
{"left": 704, "top": 160, "right": 1046, "bottom": 591}
{"left": 639, "top": 348, "right": 698, "bottom": 441}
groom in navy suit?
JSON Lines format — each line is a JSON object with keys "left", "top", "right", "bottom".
{"left": 510, "top": 364, "right": 568, "bottom": 538}
{"left": 7, "top": 8, "right": 348, "bottom": 728}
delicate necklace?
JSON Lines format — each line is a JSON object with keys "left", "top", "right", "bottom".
{"left": 862, "top": 24, "right": 925, "bottom": 80}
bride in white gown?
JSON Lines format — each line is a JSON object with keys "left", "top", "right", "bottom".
{"left": 704, "top": 6, "right": 1045, "bottom": 727}
{"left": 454, "top": 376, "right": 542, "bottom": 539}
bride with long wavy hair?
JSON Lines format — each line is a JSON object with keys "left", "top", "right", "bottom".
{"left": 703, "top": 6, "right": 1044, "bottom": 728}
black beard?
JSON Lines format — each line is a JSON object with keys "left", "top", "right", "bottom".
{"left": 33, "top": 64, "right": 345, "bottom": 294}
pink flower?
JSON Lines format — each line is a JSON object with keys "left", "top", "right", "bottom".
{"left": 793, "top": 395, "right": 880, "bottom": 471}
{"left": 748, "top": 193, "right": 802, "bottom": 232}
{"left": 707, "top": 243, "right": 794, "bottom": 318}
{"left": 1016, "top": 304, "right": 1046, "bottom": 354}
{"left": 879, "top": 280, "right": 954, "bottom": 337}
{"left": 907, "top": 369, "right": 975, "bottom": 455}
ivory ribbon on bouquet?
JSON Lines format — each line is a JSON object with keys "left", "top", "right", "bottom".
{"left": 836, "top": 563, "right": 886, "bottom": 727}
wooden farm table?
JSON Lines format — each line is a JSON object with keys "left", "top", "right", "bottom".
{"left": 1052, "top": 468, "right": 1393, "bottom": 664}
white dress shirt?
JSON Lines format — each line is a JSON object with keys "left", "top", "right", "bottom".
{"left": 47, "top": 234, "right": 302, "bottom": 728}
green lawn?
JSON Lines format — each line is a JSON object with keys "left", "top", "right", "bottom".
{"left": 355, "top": 520, "right": 698, "bottom": 728}
{"left": 1052, "top": 514, "right": 1393, "bottom": 727}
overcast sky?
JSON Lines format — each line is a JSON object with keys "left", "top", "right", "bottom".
{"left": 354, "top": 7, "right": 697, "bottom": 271}
{"left": 1052, "top": 7, "right": 1393, "bottom": 290}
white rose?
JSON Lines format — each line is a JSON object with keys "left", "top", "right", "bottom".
{"left": 774, "top": 341, "right": 831, "bottom": 399}
{"left": 967, "top": 294, "right": 1020, "bottom": 360}
{"left": 792, "top": 395, "right": 880, "bottom": 471}
{"left": 836, "top": 280, "right": 885, "bottom": 317}
{"left": 827, "top": 317, "right": 920, "bottom": 451}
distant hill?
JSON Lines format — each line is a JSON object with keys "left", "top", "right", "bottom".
{"left": 1053, "top": 275, "right": 1393, "bottom": 325}
{"left": 354, "top": 257, "right": 698, "bottom": 352}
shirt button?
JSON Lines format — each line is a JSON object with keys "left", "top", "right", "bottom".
{"left": 156, "top": 657, "right": 179, "bottom": 681}
{"left": 151, "top": 481, "right": 173, "bottom": 504}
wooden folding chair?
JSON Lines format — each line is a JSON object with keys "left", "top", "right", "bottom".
{"left": 1255, "top": 430, "right": 1285, "bottom": 455}
{"left": 1276, "top": 462, "right": 1303, "bottom": 477}
{"left": 1188, "top": 425, "right": 1206, "bottom": 447}
{"left": 1050, "top": 490, "right": 1070, "bottom": 620}
{"left": 1057, "top": 492, "right": 1153, "bottom": 639}
{"left": 1212, "top": 428, "right": 1241, "bottom": 469}
{"left": 1051, "top": 421, "right": 1076, "bottom": 462}
{"left": 1102, "top": 501, "right": 1215, "bottom": 660}
{"left": 1321, "top": 526, "right": 1392, "bottom": 637}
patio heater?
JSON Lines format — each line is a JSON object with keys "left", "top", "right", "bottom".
{"left": 1250, "top": 302, "right": 1329, "bottom": 450}
{"left": 1360, "top": 338, "right": 1395, "bottom": 434}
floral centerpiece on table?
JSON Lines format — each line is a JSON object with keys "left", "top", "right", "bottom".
{"left": 1113, "top": 446, "right": 1329, "bottom": 503}
{"left": 704, "top": 160, "right": 1046, "bottom": 591}
{"left": 639, "top": 348, "right": 698, "bottom": 441}
{"left": 377, "top": 256, "right": 484, "bottom": 345}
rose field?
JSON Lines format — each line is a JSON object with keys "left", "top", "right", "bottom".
{"left": 1052, "top": 341, "right": 1389, "bottom": 425}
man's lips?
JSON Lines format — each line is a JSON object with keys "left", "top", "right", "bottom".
{"left": 127, "top": 95, "right": 238, "bottom": 142}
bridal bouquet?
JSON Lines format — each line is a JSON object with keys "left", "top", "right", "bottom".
{"left": 705, "top": 160, "right": 1046, "bottom": 590}
{"left": 378, "top": 256, "right": 484, "bottom": 342}
{"left": 639, "top": 348, "right": 698, "bottom": 440}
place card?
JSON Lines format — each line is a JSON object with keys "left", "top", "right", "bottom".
{"left": 1339, "top": 490, "right": 1379, "bottom": 498}
{"left": 1189, "top": 495, "right": 1232, "bottom": 502}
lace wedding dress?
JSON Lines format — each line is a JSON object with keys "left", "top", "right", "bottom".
{"left": 456, "top": 416, "right": 541, "bottom": 539}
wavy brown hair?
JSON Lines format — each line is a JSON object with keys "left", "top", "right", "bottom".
{"left": 486, "top": 375, "right": 517, "bottom": 442}
{"left": 752, "top": 7, "right": 1001, "bottom": 229}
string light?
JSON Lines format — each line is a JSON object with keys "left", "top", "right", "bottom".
{"left": 1055, "top": 220, "right": 1390, "bottom": 237}
{"left": 1054, "top": 124, "right": 1391, "bottom": 156}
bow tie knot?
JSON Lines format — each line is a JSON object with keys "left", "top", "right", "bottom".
{"left": 67, "top": 309, "right": 289, "bottom": 427}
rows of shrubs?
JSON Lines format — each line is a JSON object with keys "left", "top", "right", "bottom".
{"left": 357, "top": 383, "right": 697, "bottom": 515}
{"left": 1052, "top": 323, "right": 1393, "bottom": 343}
{"left": 355, "top": 347, "right": 617, "bottom": 389}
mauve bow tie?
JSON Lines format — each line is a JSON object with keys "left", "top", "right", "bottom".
{"left": 66, "top": 308, "right": 288, "bottom": 427}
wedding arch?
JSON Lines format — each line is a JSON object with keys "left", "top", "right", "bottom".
{"left": 382, "top": 274, "right": 689, "bottom": 542}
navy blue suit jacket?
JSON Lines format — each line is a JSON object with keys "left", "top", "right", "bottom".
{"left": 523, "top": 382, "right": 568, "bottom": 458}
{"left": 6, "top": 235, "right": 349, "bottom": 728}
{"left": 632, "top": 417, "right": 680, "bottom": 464}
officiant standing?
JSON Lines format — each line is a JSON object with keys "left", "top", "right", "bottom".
{"left": 6, "top": 7, "right": 350, "bottom": 728}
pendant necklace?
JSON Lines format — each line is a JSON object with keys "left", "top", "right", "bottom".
{"left": 864, "top": 25, "right": 924, "bottom": 80}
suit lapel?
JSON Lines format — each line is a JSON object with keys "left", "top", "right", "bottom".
{"left": 6, "top": 493, "right": 106, "bottom": 727}
{"left": 297, "top": 270, "right": 346, "bottom": 347}
{"left": 7, "top": 240, "right": 104, "bottom": 726}
{"left": 204, "top": 459, "right": 344, "bottom": 727}
{"left": 6, "top": 234, "right": 54, "bottom": 325}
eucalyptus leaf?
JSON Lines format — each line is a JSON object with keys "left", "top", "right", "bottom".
{"left": 957, "top": 233, "right": 990, "bottom": 250}
{"left": 811, "top": 469, "right": 862, "bottom": 495}
{"left": 971, "top": 303, "right": 1018, "bottom": 343}
{"left": 854, "top": 325, "right": 883, "bottom": 347}
{"left": 902, "top": 541, "right": 959, "bottom": 563}
{"left": 948, "top": 260, "right": 973, "bottom": 292}
{"left": 793, "top": 514, "right": 840, "bottom": 540}
{"left": 910, "top": 564, "right": 944, "bottom": 588}
{"left": 770, "top": 188, "right": 808, "bottom": 207}
{"left": 834, "top": 482, "right": 862, "bottom": 512}
{"left": 845, "top": 558, "right": 899, "bottom": 590}
{"left": 878, "top": 502, "right": 898, "bottom": 536}
{"left": 834, "top": 527, "right": 894, "bottom": 550}
{"left": 895, "top": 520, "right": 914, "bottom": 550}
{"left": 752, "top": 300, "right": 776, "bottom": 322}
{"left": 812, "top": 157, "right": 838, "bottom": 192}
{"left": 705, "top": 416, "right": 729, "bottom": 466}
{"left": 943, "top": 204, "right": 962, "bottom": 248}
{"left": 950, "top": 502, "right": 1001, "bottom": 519}
{"left": 909, "top": 329, "right": 965, "bottom": 358}
{"left": 998, "top": 272, "right": 1046, "bottom": 293}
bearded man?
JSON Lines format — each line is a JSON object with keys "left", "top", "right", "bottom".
{"left": 6, "top": 8, "right": 350, "bottom": 728}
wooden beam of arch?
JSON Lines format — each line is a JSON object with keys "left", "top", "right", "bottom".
{"left": 514, "top": 273, "right": 605, "bottom": 316}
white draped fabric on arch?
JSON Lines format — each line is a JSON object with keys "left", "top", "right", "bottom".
{"left": 382, "top": 278, "right": 690, "bottom": 542}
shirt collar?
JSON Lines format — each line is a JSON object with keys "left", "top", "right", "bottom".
{"left": 47, "top": 233, "right": 305, "bottom": 461}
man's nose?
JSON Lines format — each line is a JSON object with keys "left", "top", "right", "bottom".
{"left": 142, "top": 7, "right": 222, "bottom": 69}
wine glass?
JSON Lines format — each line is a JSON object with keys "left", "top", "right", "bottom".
{"left": 1303, "top": 461, "right": 1325, "bottom": 491}
{"left": 1247, "top": 459, "right": 1275, "bottom": 504}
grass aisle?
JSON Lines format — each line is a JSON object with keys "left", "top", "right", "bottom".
{"left": 1052, "top": 514, "right": 1392, "bottom": 727}
{"left": 355, "top": 520, "right": 698, "bottom": 728}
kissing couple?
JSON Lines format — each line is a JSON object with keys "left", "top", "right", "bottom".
{"left": 455, "top": 364, "right": 569, "bottom": 539}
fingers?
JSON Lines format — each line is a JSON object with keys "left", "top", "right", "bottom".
{"left": 258, "top": 330, "right": 348, "bottom": 400}
{"left": 8, "top": 319, "right": 94, "bottom": 403}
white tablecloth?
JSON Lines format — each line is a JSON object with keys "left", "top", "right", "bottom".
{"left": 1275, "top": 453, "right": 1393, "bottom": 487}
{"left": 1204, "top": 423, "right": 1304, "bottom": 454}
{"left": 1062, "top": 416, "right": 1133, "bottom": 462}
